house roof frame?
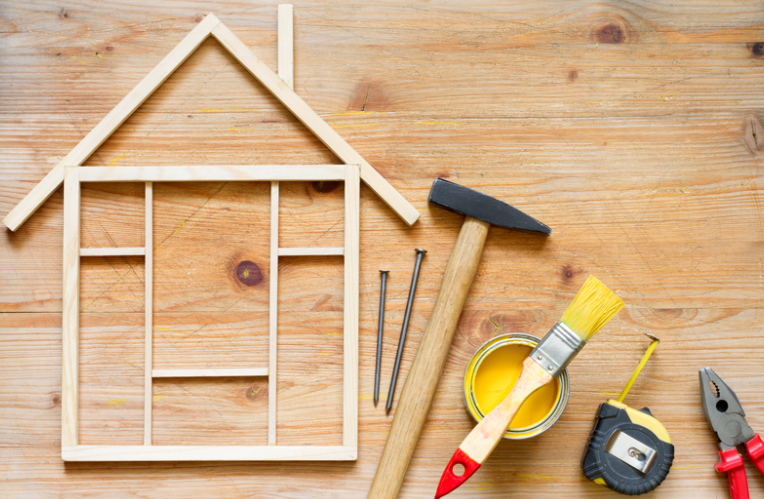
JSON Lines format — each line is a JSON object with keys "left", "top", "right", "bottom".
{"left": 2, "top": 13, "right": 420, "bottom": 231}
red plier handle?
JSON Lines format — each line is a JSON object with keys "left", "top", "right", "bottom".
{"left": 716, "top": 448, "right": 748, "bottom": 499}
{"left": 745, "top": 434, "right": 764, "bottom": 476}
{"left": 716, "top": 434, "right": 764, "bottom": 499}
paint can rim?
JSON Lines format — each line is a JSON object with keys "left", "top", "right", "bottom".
{"left": 463, "top": 333, "right": 570, "bottom": 440}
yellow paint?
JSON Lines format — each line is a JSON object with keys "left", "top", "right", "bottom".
{"left": 324, "top": 332, "right": 342, "bottom": 337}
{"left": 473, "top": 344, "right": 559, "bottom": 429}
{"left": 153, "top": 395, "right": 164, "bottom": 402}
{"left": 228, "top": 127, "right": 257, "bottom": 132}
{"left": 105, "top": 398, "right": 128, "bottom": 407}
{"left": 108, "top": 152, "right": 127, "bottom": 166}
{"left": 488, "top": 316, "right": 501, "bottom": 338}
{"left": 326, "top": 121, "right": 379, "bottom": 129}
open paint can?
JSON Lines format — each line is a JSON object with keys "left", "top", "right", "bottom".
{"left": 464, "top": 333, "right": 570, "bottom": 440}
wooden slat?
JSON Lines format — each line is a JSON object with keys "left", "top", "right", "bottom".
{"left": 278, "top": 247, "right": 344, "bottom": 256}
{"left": 78, "top": 165, "right": 347, "bottom": 182}
{"left": 269, "top": 181, "right": 279, "bottom": 445}
{"left": 61, "top": 166, "right": 80, "bottom": 448}
{"left": 80, "top": 247, "right": 145, "bottom": 257}
{"left": 144, "top": 182, "right": 153, "bottom": 446}
{"left": 343, "top": 164, "right": 359, "bottom": 449}
{"left": 210, "top": 22, "right": 419, "bottom": 226}
{"left": 278, "top": 4, "right": 294, "bottom": 90}
{"left": 2, "top": 14, "right": 222, "bottom": 231}
{"left": 62, "top": 445, "right": 356, "bottom": 462}
{"left": 152, "top": 368, "right": 268, "bottom": 378}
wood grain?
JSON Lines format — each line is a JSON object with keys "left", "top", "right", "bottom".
{"left": 1, "top": 0, "right": 763, "bottom": 496}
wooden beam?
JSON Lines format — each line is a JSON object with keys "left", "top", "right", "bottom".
{"left": 62, "top": 166, "right": 80, "bottom": 448}
{"left": 62, "top": 445, "right": 357, "bottom": 462}
{"left": 278, "top": 4, "right": 294, "bottom": 90}
{"left": 78, "top": 165, "right": 346, "bottom": 182}
{"left": 278, "top": 247, "right": 344, "bottom": 256}
{"left": 80, "top": 247, "right": 145, "bottom": 257}
{"left": 3, "top": 14, "right": 222, "bottom": 231}
{"left": 269, "top": 181, "right": 279, "bottom": 445}
{"left": 144, "top": 182, "right": 153, "bottom": 446}
{"left": 210, "top": 22, "right": 420, "bottom": 226}
{"left": 343, "top": 164, "right": 359, "bottom": 449}
{"left": 152, "top": 368, "right": 268, "bottom": 378}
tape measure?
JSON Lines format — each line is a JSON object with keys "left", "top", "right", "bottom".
{"left": 581, "top": 335, "right": 674, "bottom": 495}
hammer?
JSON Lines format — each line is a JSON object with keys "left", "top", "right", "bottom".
{"left": 367, "top": 178, "right": 550, "bottom": 499}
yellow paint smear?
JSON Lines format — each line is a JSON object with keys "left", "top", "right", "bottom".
{"left": 105, "top": 398, "right": 128, "bottom": 407}
{"left": 109, "top": 152, "right": 127, "bottom": 166}
{"left": 473, "top": 344, "right": 558, "bottom": 429}
{"left": 153, "top": 395, "right": 164, "bottom": 402}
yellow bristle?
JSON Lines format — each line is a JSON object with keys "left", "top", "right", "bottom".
{"left": 560, "top": 276, "right": 625, "bottom": 341}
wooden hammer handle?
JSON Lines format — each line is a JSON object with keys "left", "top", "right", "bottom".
{"left": 367, "top": 216, "right": 491, "bottom": 499}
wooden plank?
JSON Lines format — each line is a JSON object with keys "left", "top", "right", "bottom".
{"left": 62, "top": 445, "right": 357, "bottom": 461}
{"left": 2, "top": 14, "right": 222, "bottom": 232}
{"left": 152, "top": 368, "right": 268, "bottom": 378}
{"left": 278, "top": 4, "right": 294, "bottom": 90}
{"left": 61, "top": 166, "right": 80, "bottom": 448}
{"left": 269, "top": 181, "right": 279, "bottom": 445}
{"left": 78, "top": 165, "right": 347, "bottom": 182}
{"left": 80, "top": 247, "right": 145, "bottom": 257}
{"left": 210, "top": 23, "right": 420, "bottom": 226}
{"left": 343, "top": 164, "right": 359, "bottom": 449}
{"left": 278, "top": 247, "right": 344, "bottom": 256}
{"left": 144, "top": 182, "right": 153, "bottom": 446}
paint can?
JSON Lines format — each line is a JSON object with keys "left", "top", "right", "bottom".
{"left": 463, "top": 333, "right": 570, "bottom": 440}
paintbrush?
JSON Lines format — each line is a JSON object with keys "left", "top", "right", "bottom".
{"left": 435, "top": 276, "right": 624, "bottom": 498}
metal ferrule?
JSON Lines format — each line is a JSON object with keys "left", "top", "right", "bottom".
{"left": 529, "top": 322, "right": 585, "bottom": 378}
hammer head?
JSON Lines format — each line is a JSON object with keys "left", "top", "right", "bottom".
{"left": 428, "top": 178, "right": 551, "bottom": 235}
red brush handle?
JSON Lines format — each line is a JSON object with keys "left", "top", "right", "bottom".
{"left": 716, "top": 448, "right": 748, "bottom": 499}
{"left": 745, "top": 434, "right": 764, "bottom": 476}
{"left": 434, "top": 448, "right": 481, "bottom": 499}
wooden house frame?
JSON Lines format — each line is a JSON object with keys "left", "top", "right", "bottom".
{"left": 6, "top": 8, "right": 419, "bottom": 461}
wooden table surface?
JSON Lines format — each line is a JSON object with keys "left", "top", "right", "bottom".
{"left": 2, "top": 1, "right": 763, "bottom": 497}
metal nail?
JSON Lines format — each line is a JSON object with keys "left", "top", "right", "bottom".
{"left": 374, "top": 270, "right": 389, "bottom": 407}
{"left": 386, "top": 249, "right": 427, "bottom": 415}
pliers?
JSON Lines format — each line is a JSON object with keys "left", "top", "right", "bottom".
{"left": 700, "top": 367, "right": 764, "bottom": 499}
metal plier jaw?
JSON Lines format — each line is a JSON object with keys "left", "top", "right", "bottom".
{"left": 700, "top": 367, "right": 764, "bottom": 499}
